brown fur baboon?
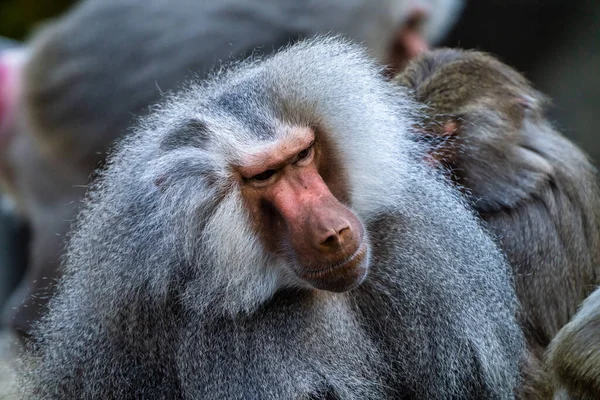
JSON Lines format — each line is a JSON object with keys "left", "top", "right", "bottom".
{"left": 395, "top": 48, "right": 600, "bottom": 399}
{"left": 547, "top": 287, "right": 600, "bottom": 400}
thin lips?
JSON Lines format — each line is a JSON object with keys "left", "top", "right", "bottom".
{"left": 301, "top": 243, "right": 368, "bottom": 280}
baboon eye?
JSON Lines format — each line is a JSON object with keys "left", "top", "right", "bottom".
{"left": 252, "top": 169, "right": 277, "bottom": 181}
{"left": 294, "top": 142, "right": 314, "bottom": 164}
{"left": 297, "top": 148, "right": 310, "bottom": 160}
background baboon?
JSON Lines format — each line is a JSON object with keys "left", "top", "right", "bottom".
{"left": 441, "top": 0, "right": 600, "bottom": 169}
{"left": 19, "top": 38, "right": 523, "bottom": 399}
{"left": 394, "top": 49, "right": 600, "bottom": 399}
{"left": 0, "top": 0, "right": 464, "bottom": 339}
{"left": 547, "top": 286, "right": 600, "bottom": 400}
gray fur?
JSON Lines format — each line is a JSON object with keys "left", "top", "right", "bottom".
{"left": 4, "top": 0, "right": 464, "bottom": 339}
{"left": 19, "top": 38, "right": 523, "bottom": 399}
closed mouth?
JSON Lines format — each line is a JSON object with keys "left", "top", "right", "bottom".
{"left": 301, "top": 242, "right": 368, "bottom": 280}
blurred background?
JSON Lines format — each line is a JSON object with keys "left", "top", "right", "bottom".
{"left": 2, "top": 0, "right": 598, "bottom": 160}
{"left": 0, "top": 0, "right": 598, "bottom": 395}
{"left": 0, "top": 0, "right": 74, "bottom": 40}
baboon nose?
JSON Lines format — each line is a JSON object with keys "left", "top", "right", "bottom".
{"left": 320, "top": 225, "right": 352, "bottom": 249}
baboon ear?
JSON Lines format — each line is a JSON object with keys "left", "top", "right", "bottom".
{"left": 441, "top": 117, "right": 460, "bottom": 136}
{"left": 413, "top": 116, "right": 461, "bottom": 141}
{"left": 411, "top": 116, "right": 461, "bottom": 167}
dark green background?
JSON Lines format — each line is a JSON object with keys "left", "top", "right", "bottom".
{"left": 0, "top": 0, "right": 75, "bottom": 40}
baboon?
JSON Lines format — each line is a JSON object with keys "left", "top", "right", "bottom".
{"left": 19, "top": 38, "right": 523, "bottom": 399}
{"left": 0, "top": 0, "right": 464, "bottom": 339}
{"left": 394, "top": 48, "right": 600, "bottom": 399}
{"left": 547, "top": 286, "right": 600, "bottom": 400}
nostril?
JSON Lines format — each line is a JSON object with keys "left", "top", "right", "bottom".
{"left": 320, "top": 233, "right": 339, "bottom": 247}
{"left": 319, "top": 225, "right": 351, "bottom": 248}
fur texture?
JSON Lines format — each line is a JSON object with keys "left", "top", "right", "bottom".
{"left": 19, "top": 38, "right": 523, "bottom": 399}
{"left": 547, "top": 287, "right": 600, "bottom": 400}
{"left": 4, "top": 0, "right": 464, "bottom": 339}
{"left": 395, "top": 49, "right": 600, "bottom": 399}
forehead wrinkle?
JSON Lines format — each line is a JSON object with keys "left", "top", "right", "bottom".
{"left": 215, "top": 116, "right": 277, "bottom": 163}
{"left": 208, "top": 109, "right": 279, "bottom": 169}
{"left": 236, "top": 126, "right": 315, "bottom": 176}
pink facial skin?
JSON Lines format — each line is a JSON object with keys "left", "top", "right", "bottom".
{"left": 0, "top": 48, "right": 28, "bottom": 149}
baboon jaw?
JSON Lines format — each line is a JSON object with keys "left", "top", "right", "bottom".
{"left": 300, "top": 243, "right": 369, "bottom": 293}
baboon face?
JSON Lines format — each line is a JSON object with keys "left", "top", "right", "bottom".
{"left": 238, "top": 126, "right": 368, "bottom": 293}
